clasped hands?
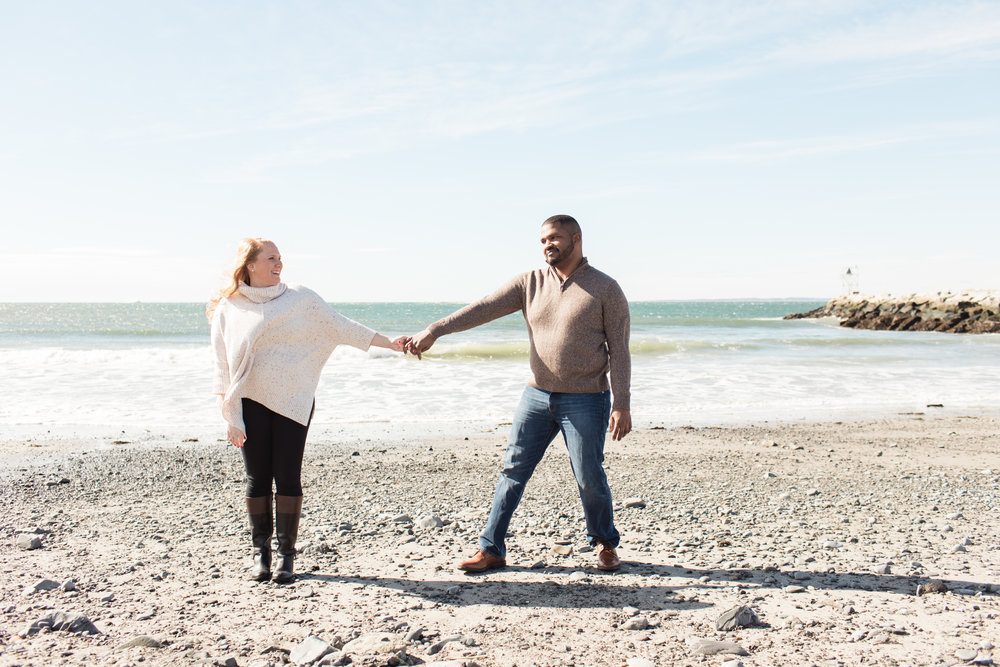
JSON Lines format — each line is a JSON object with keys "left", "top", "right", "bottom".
{"left": 392, "top": 330, "right": 435, "bottom": 359}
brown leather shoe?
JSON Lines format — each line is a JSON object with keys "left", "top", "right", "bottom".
{"left": 459, "top": 549, "right": 506, "bottom": 573}
{"left": 597, "top": 543, "right": 621, "bottom": 571}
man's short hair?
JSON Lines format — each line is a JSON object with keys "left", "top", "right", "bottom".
{"left": 542, "top": 214, "right": 581, "bottom": 237}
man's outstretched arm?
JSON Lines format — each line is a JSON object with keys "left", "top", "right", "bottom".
{"left": 403, "top": 275, "right": 525, "bottom": 359}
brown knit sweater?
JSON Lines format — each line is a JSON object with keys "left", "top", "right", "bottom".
{"left": 427, "top": 258, "right": 631, "bottom": 410}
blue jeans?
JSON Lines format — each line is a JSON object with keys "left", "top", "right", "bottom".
{"left": 479, "top": 386, "right": 620, "bottom": 558}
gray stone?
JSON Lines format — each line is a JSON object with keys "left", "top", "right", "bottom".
{"left": 720, "top": 661, "right": 745, "bottom": 667}
{"left": 119, "top": 635, "right": 163, "bottom": 649}
{"left": 391, "top": 514, "right": 413, "bottom": 524}
{"left": 16, "top": 534, "right": 42, "bottom": 550}
{"left": 23, "top": 579, "right": 61, "bottom": 596}
{"left": 416, "top": 515, "right": 444, "bottom": 530}
{"left": 61, "top": 579, "right": 77, "bottom": 592}
{"left": 622, "top": 615, "right": 649, "bottom": 631}
{"left": 290, "top": 635, "right": 335, "bottom": 664}
{"left": 955, "top": 649, "right": 978, "bottom": 662}
{"left": 23, "top": 611, "right": 100, "bottom": 636}
{"left": 716, "top": 605, "right": 760, "bottom": 631}
{"left": 784, "top": 585, "right": 806, "bottom": 593}
{"left": 805, "top": 488, "right": 820, "bottom": 496}
{"left": 551, "top": 544, "right": 573, "bottom": 556}
{"left": 874, "top": 563, "right": 892, "bottom": 575}
{"left": 688, "top": 639, "right": 749, "bottom": 656}
{"left": 568, "top": 570, "right": 588, "bottom": 581}
{"left": 427, "top": 634, "right": 466, "bottom": 655}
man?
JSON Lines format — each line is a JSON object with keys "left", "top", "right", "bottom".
{"left": 404, "top": 214, "right": 631, "bottom": 572}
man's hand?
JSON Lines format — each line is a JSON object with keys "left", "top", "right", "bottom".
{"left": 608, "top": 409, "right": 631, "bottom": 441}
{"left": 404, "top": 329, "right": 436, "bottom": 360}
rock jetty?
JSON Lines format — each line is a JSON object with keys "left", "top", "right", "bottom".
{"left": 785, "top": 290, "right": 1000, "bottom": 333}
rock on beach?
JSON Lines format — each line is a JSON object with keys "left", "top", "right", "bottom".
{"left": 785, "top": 290, "right": 1000, "bottom": 333}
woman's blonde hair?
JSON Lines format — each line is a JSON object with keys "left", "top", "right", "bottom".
{"left": 206, "top": 238, "right": 274, "bottom": 321}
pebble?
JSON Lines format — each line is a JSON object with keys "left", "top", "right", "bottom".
{"left": 427, "top": 634, "right": 466, "bottom": 655}
{"left": 23, "top": 579, "right": 61, "bottom": 596}
{"left": 784, "top": 585, "right": 806, "bottom": 593}
{"left": 119, "top": 635, "right": 163, "bottom": 649}
{"left": 568, "top": 571, "right": 588, "bottom": 582}
{"left": 917, "top": 580, "right": 948, "bottom": 595}
{"left": 551, "top": 544, "right": 573, "bottom": 556}
{"left": 23, "top": 611, "right": 100, "bottom": 636}
{"left": 687, "top": 638, "right": 749, "bottom": 656}
{"left": 624, "top": 497, "right": 646, "bottom": 509}
{"left": 61, "top": 579, "right": 76, "bottom": 592}
{"left": 721, "top": 661, "right": 745, "bottom": 667}
{"left": 716, "top": 605, "right": 759, "bottom": 631}
{"left": 621, "top": 615, "right": 649, "bottom": 631}
{"left": 805, "top": 488, "right": 820, "bottom": 496}
{"left": 954, "top": 648, "right": 978, "bottom": 661}
{"left": 416, "top": 515, "right": 444, "bottom": 530}
{"left": 290, "top": 635, "right": 336, "bottom": 664}
{"left": 344, "top": 632, "right": 409, "bottom": 655}
{"left": 16, "top": 534, "right": 43, "bottom": 551}
{"left": 874, "top": 563, "right": 892, "bottom": 575}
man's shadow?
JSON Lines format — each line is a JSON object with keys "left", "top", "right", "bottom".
{"left": 295, "top": 559, "right": 993, "bottom": 609}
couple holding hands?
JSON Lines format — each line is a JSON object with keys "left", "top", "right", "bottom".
{"left": 209, "top": 215, "right": 631, "bottom": 584}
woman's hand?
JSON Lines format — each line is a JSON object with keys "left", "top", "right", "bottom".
{"left": 227, "top": 425, "right": 246, "bottom": 448}
{"left": 371, "top": 333, "right": 406, "bottom": 351}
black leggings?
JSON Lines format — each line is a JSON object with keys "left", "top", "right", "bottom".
{"left": 241, "top": 398, "right": 313, "bottom": 498}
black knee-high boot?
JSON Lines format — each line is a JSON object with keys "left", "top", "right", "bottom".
{"left": 274, "top": 495, "right": 302, "bottom": 584}
{"left": 246, "top": 495, "right": 273, "bottom": 582}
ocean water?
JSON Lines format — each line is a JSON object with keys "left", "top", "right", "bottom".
{"left": 3, "top": 300, "right": 1000, "bottom": 441}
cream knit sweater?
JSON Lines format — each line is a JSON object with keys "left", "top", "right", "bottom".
{"left": 211, "top": 282, "right": 376, "bottom": 434}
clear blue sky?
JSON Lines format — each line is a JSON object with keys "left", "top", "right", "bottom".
{"left": 3, "top": 1, "right": 998, "bottom": 302}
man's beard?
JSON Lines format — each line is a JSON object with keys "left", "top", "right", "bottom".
{"left": 544, "top": 238, "right": 575, "bottom": 266}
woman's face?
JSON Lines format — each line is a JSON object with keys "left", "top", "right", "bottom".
{"left": 246, "top": 242, "right": 282, "bottom": 287}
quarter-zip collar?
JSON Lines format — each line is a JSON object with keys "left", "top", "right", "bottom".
{"left": 550, "top": 257, "right": 591, "bottom": 289}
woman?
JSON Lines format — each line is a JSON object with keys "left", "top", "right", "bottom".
{"left": 208, "top": 238, "right": 403, "bottom": 583}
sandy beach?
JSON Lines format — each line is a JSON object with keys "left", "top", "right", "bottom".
{"left": 2, "top": 415, "right": 999, "bottom": 666}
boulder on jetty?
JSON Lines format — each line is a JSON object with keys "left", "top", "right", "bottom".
{"left": 785, "top": 290, "right": 1000, "bottom": 333}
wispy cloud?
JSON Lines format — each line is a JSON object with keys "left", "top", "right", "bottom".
{"left": 690, "top": 119, "right": 1000, "bottom": 163}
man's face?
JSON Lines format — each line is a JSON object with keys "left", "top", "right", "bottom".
{"left": 540, "top": 223, "right": 577, "bottom": 267}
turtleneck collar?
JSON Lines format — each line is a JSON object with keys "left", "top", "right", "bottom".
{"left": 238, "top": 282, "right": 287, "bottom": 304}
